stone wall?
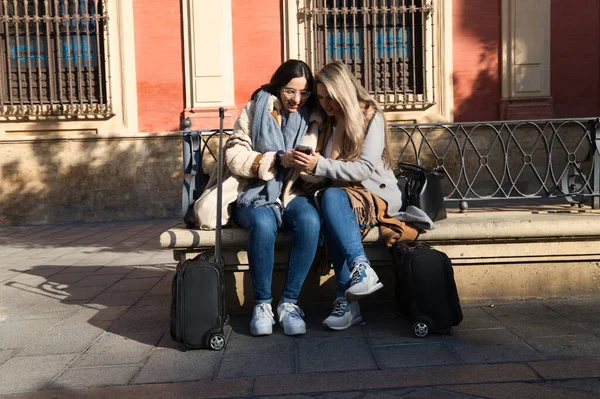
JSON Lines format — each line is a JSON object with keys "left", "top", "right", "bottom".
{"left": 0, "top": 134, "right": 182, "bottom": 226}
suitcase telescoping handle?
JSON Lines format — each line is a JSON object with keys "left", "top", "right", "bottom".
{"left": 215, "top": 107, "right": 225, "bottom": 264}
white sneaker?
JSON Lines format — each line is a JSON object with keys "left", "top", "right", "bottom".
{"left": 277, "top": 302, "right": 306, "bottom": 336}
{"left": 345, "top": 260, "right": 383, "bottom": 301}
{"left": 322, "top": 297, "right": 363, "bottom": 331}
{"left": 250, "top": 303, "right": 275, "bottom": 336}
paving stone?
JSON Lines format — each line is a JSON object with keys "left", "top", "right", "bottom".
{"left": 89, "top": 266, "right": 135, "bottom": 276}
{"left": 156, "top": 329, "right": 187, "bottom": 350}
{"left": 405, "top": 387, "right": 486, "bottom": 398}
{"left": 443, "top": 382, "right": 597, "bottom": 399}
{"left": 89, "top": 290, "right": 146, "bottom": 307}
{"left": 71, "top": 273, "right": 125, "bottom": 288}
{"left": 545, "top": 378, "right": 600, "bottom": 395}
{"left": 15, "top": 300, "right": 82, "bottom": 320}
{"left": 9, "top": 377, "right": 254, "bottom": 399}
{"left": 0, "top": 270, "right": 20, "bottom": 283}
{"left": 297, "top": 336, "right": 377, "bottom": 373}
{"left": 0, "top": 317, "right": 62, "bottom": 349}
{"left": 0, "top": 354, "right": 76, "bottom": 393}
{"left": 45, "top": 271, "right": 93, "bottom": 285}
{"left": 363, "top": 315, "right": 444, "bottom": 346}
{"left": 453, "top": 306, "right": 505, "bottom": 330}
{"left": 253, "top": 364, "right": 541, "bottom": 396}
{"left": 68, "top": 305, "right": 129, "bottom": 323}
{"left": 73, "top": 253, "right": 121, "bottom": 267}
{"left": 123, "top": 267, "right": 169, "bottom": 279}
{"left": 529, "top": 359, "right": 600, "bottom": 379}
{"left": 17, "top": 320, "right": 111, "bottom": 356}
{"left": 107, "top": 254, "right": 157, "bottom": 267}
{"left": 127, "top": 293, "right": 171, "bottom": 313}
{"left": 372, "top": 342, "right": 461, "bottom": 369}
{"left": 483, "top": 301, "right": 589, "bottom": 338}
{"left": 443, "top": 327, "right": 524, "bottom": 345}
{"left": 545, "top": 299, "right": 600, "bottom": 335}
{"left": 0, "top": 292, "right": 45, "bottom": 321}
{"left": 527, "top": 334, "right": 600, "bottom": 359}
{"left": 49, "top": 364, "right": 141, "bottom": 389}
{"left": 0, "top": 349, "right": 14, "bottom": 365}
{"left": 224, "top": 324, "right": 297, "bottom": 355}
{"left": 442, "top": 327, "right": 545, "bottom": 363}
{"left": 104, "top": 277, "right": 161, "bottom": 293}
{"left": 301, "top": 313, "right": 366, "bottom": 339}
{"left": 61, "top": 285, "right": 110, "bottom": 302}
{"left": 526, "top": 334, "right": 600, "bottom": 359}
{"left": 132, "top": 348, "right": 222, "bottom": 384}
{"left": 144, "top": 280, "right": 172, "bottom": 296}
{"left": 218, "top": 351, "right": 295, "bottom": 378}
{"left": 72, "top": 331, "right": 162, "bottom": 367}
{"left": 453, "top": 342, "right": 544, "bottom": 364}
{"left": 108, "top": 311, "right": 169, "bottom": 335}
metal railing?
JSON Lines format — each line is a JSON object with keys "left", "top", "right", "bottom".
{"left": 182, "top": 117, "right": 600, "bottom": 211}
{"left": 389, "top": 118, "right": 600, "bottom": 209}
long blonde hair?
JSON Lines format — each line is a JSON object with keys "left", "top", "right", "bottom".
{"left": 315, "top": 62, "right": 396, "bottom": 168}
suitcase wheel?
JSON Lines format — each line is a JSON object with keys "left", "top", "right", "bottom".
{"left": 209, "top": 334, "right": 226, "bottom": 350}
{"left": 412, "top": 321, "right": 429, "bottom": 338}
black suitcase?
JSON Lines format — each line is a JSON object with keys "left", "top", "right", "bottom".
{"left": 392, "top": 241, "right": 463, "bottom": 337}
{"left": 170, "top": 108, "right": 228, "bottom": 350}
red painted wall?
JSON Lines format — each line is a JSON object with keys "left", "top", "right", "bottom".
{"left": 133, "top": 0, "right": 184, "bottom": 133}
{"left": 551, "top": 0, "right": 600, "bottom": 118}
{"left": 231, "top": 0, "right": 283, "bottom": 116}
{"left": 452, "top": 0, "right": 502, "bottom": 122}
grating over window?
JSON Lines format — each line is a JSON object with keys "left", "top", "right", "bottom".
{"left": 302, "top": 0, "right": 435, "bottom": 108}
{"left": 0, "top": 0, "right": 112, "bottom": 119}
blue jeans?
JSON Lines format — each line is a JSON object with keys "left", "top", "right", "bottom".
{"left": 320, "top": 187, "right": 369, "bottom": 298}
{"left": 233, "top": 195, "right": 321, "bottom": 304}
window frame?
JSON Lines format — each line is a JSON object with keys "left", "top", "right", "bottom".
{"left": 283, "top": 0, "right": 453, "bottom": 122}
{"left": 0, "top": 0, "right": 137, "bottom": 135}
{"left": 0, "top": 0, "right": 112, "bottom": 120}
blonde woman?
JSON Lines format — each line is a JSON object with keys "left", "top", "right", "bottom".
{"left": 293, "top": 62, "right": 434, "bottom": 330}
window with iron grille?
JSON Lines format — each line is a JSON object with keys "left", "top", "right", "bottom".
{"left": 302, "top": 0, "right": 434, "bottom": 108}
{"left": 0, "top": 0, "right": 112, "bottom": 119}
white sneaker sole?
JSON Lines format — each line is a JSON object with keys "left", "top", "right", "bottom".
{"left": 250, "top": 324, "right": 274, "bottom": 336}
{"left": 322, "top": 315, "right": 364, "bottom": 331}
{"left": 345, "top": 281, "right": 384, "bottom": 301}
{"left": 283, "top": 325, "right": 306, "bottom": 336}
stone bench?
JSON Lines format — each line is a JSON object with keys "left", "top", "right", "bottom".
{"left": 160, "top": 206, "right": 600, "bottom": 314}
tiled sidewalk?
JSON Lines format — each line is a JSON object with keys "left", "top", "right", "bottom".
{"left": 0, "top": 219, "right": 599, "bottom": 398}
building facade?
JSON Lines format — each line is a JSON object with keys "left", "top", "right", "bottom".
{"left": 0, "top": 0, "right": 599, "bottom": 225}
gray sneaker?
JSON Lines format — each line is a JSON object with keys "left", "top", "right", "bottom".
{"left": 322, "top": 297, "right": 363, "bottom": 330}
{"left": 345, "top": 260, "right": 383, "bottom": 301}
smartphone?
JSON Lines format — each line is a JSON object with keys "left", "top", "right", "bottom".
{"left": 294, "top": 145, "right": 312, "bottom": 155}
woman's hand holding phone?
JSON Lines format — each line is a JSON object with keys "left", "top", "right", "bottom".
{"left": 279, "top": 149, "right": 295, "bottom": 168}
{"left": 293, "top": 145, "right": 319, "bottom": 173}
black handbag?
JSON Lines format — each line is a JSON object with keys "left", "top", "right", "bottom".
{"left": 398, "top": 162, "right": 447, "bottom": 222}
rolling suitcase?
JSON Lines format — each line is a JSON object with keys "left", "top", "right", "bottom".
{"left": 392, "top": 241, "right": 463, "bottom": 338}
{"left": 170, "top": 108, "right": 228, "bottom": 350}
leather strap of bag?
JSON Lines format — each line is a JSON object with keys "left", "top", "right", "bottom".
{"left": 397, "top": 162, "right": 443, "bottom": 177}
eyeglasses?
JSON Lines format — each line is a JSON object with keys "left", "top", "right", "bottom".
{"left": 282, "top": 87, "right": 311, "bottom": 100}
